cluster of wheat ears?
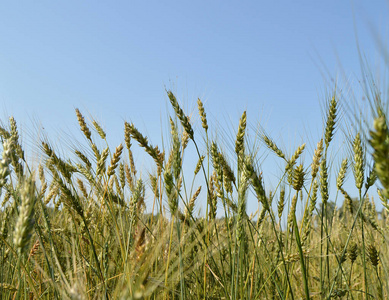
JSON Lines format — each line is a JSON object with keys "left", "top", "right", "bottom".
{"left": 0, "top": 87, "right": 388, "bottom": 299}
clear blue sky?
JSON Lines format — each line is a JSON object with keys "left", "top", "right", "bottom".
{"left": 0, "top": 1, "right": 388, "bottom": 213}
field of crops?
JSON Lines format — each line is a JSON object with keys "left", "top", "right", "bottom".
{"left": 0, "top": 88, "right": 388, "bottom": 299}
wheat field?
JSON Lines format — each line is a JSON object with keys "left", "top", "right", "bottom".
{"left": 0, "top": 87, "right": 388, "bottom": 299}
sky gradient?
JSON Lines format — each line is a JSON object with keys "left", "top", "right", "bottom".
{"left": 1, "top": 1, "right": 388, "bottom": 213}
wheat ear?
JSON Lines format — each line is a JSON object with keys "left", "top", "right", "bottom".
{"left": 75, "top": 108, "right": 92, "bottom": 142}
{"left": 167, "top": 90, "right": 194, "bottom": 140}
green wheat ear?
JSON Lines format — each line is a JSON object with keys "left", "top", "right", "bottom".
{"left": 370, "top": 116, "right": 389, "bottom": 198}
{"left": 263, "top": 134, "right": 285, "bottom": 159}
{"left": 324, "top": 95, "right": 337, "bottom": 148}
{"left": 92, "top": 119, "right": 106, "bottom": 139}
{"left": 107, "top": 144, "right": 123, "bottom": 176}
{"left": 336, "top": 158, "right": 348, "bottom": 190}
{"left": 353, "top": 132, "right": 365, "bottom": 191}
{"left": 167, "top": 90, "right": 194, "bottom": 140}
{"left": 13, "top": 177, "right": 36, "bottom": 255}
{"left": 197, "top": 98, "right": 208, "bottom": 132}
{"left": 292, "top": 164, "right": 305, "bottom": 191}
{"left": 125, "top": 121, "right": 164, "bottom": 172}
{"left": 75, "top": 108, "right": 92, "bottom": 142}
{"left": 311, "top": 139, "right": 323, "bottom": 179}
{"left": 235, "top": 111, "right": 247, "bottom": 157}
